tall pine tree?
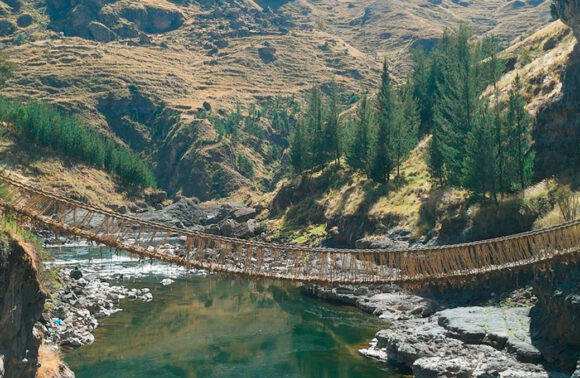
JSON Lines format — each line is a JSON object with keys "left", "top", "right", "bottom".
{"left": 431, "top": 25, "right": 483, "bottom": 186}
{"left": 346, "top": 94, "right": 372, "bottom": 175}
{"left": 370, "top": 59, "right": 394, "bottom": 183}
{"left": 505, "top": 74, "right": 534, "bottom": 190}
{"left": 290, "top": 118, "right": 308, "bottom": 172}
{"left": 325, "top": 81, "right": 341, "bottom": 167}
{"left": 307, "top": 86, "right": 325, "bottom": 167}
{"left": 463, "top": 105, "right": 499, "bottom": 199}
{"left": 392, "top": 82, "right": 420, "bottom": 177}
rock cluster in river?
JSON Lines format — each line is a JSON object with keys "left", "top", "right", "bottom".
{"left": 37, "top": 268, "right": 152, "bottom": 350}
{"left": 305, "top": 285, "right": 574, "bottom": 377}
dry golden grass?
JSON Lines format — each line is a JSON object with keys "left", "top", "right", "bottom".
{"left": 0, "top": 138, "right": 129, "bottom": 208}
{"left": 486, "top": 21, "right": 576, "bottom": 114}
{"left": 36, "top": 344, "right": 62, "bottom": 378}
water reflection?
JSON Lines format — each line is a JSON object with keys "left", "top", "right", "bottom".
{"left": 55, "top": 248, "right": 404, "bottom": 377}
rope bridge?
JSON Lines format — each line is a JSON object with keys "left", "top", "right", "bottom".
{"left": 0, "top": 173, "right": 579, "bottom": 286}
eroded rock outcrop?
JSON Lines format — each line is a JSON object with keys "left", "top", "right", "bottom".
{"left": 534, "top": 0, "right": 580, "bottom": 178}
{"left": 46, "top": 0, "right": 184, "bottom": 42}
{"left": 0, "top": 236, "right": 45, "bottom": 377}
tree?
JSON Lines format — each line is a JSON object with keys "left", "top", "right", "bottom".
{"left": 391, "top": 82, "right": 419, "bottom": 177}
{"left": 412, "top": 48, "right": 436, "bottom": 135}
{"left": 431, "top": 25, "right": 483, "bottom": 186}
{"left": 428, "top": 127, "right": 445, "bottom": 185}
{"left": 504, "top": 74, "right": 534, "bottom": 190}
{"left": 462, "top": 105, "right": 498, "bottom": 199}
{"left": 346, "top": 94, "right": 372, "bottom": 174}
{"left": 290, "top": 118, "right": 308, "bottom": 172}
{"left": 307, "top": 87, "right": 325, "bottom": 167}
{"left": 325, "top": 81, "right": 341, "bottom": 167}
{"left": 485, "top": 35, "right": 509, "bottom": 195}
{"left": 370, "top": 59, "right": 394, "bottom": 183}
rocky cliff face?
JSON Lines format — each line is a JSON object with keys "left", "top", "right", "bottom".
{"left": 530, "top": 262, "right": 580, "bottom": 372}
{"left": 46, "top": 0, "right": 184, "bottom": 42}
{"left": 534, "top": 0, "right": 580, "bottom": 178}
{"left": 0, "top": 236, "right": 45, "bottom": 378}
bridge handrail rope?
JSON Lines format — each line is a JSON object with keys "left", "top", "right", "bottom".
{"left": 0, "top": 172, "right": 579, "bottom": 285}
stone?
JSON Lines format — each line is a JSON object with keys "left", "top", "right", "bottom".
{"left": 119, "top": 4, "right": 184, "bottom": 34}
{"left": 506, "top": 335, "right": 543, "bottom": 363}
{"left": 232, "top": 207, "right": 257, "bottom": 222}
{"left": 161, "top": 278, "right": 174, "bottom": 286}
{"left": 219, "top": 219, "right": 238, "bottom": 237}
{"left": 0, "top": 355, "right": 4, "bottom": 378}
{"left": 145, "top": 190, "right": 167, "bottom": 205}
{"left": 16, "top": 13, "right": 33, "bottom": 28}
{"left": 413, "top": 356, "right": 474, "bottom": 378}
{"left": 69, "top": 268, "right": 83, "bottom": 280}
{"left": 61, "top": 337, "right": 83, "bottom": 348}
{"left": 572, "top": 360, "right": 580, "bottom": 378}
{"left": 88, "top": 21, "right": 115, "bottom": 42}
{"left": 0, "top": 20, "right": 16, "bottom": 37}
{"left": 360, "top": 305, "right": 551, "bottom": 377}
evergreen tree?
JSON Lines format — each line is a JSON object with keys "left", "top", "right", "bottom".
{"left": 346, "top": 94, "right": 372, "bottom": 174}
{"left": 505, "top": 74, "right": 534, "bottom": 190}
{"left": 392, "top": 82, "right": 420, "bottom": 177}
{"left": 370, "top": 59, "right": 394, "bottom": 183}
{"left": 307, "top": 87, "right": 325, "bottom": 167}
{"left": 431, "top": 25, "right": 483, "bottom": 186}
{"left": 325, "top": 81, "right": 341, "bottom": 166}
{"left": 486, "top": 36, "right": 509, "bottom": 195}
{"left": 463, "top": 105, "right": 498, "bottom": 199}
{"left": 290, "top": 118, "right": 308, "bottom": 172}
{"left": 428, "top": 128, "right": 445, "bottom": 185}
{"left": 412, "top": 49, "right": 436, "bottom": 135}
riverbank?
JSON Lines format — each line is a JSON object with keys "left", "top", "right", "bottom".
{"left": 302, "top": 264, "right": 580, "bottom": 377}
{"left": 38, "top": 267, "right": 153, "bottom": 350}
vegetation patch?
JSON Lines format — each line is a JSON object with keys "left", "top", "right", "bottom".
{"left": 0, "top": 97, "right": 156, "bottom": 188}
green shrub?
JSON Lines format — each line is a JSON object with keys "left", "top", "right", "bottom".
{"left": 237, "top": 154, "right": 255, "bottom": 178}
{"left": 0, "top": 97, "right": 156, "bottom": 188}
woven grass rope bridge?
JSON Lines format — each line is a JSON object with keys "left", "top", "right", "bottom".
{"left": 0, "top": 172, "right": 579, "bottom": 287}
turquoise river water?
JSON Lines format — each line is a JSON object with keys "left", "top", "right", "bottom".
{"left": 50, "top": 247, "right": 407, "bottom": 378}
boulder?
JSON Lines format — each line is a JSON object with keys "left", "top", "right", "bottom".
{"left": 88, "top": 21, "right": 115, "bottom": 42}
{"left": 69, "top": 268, "right": 83, "bottom": 280}
{"left": 232, "top": 207, "right": 257, "bottom": 222}
{"left": 360, "top": 306, "right": 550, "bottom": 377}
{"left": 413, "top": 356, "right": 474, "bottom": 378}
{"left": 0, "top": 20, "right": 16, "bottom": 36}
{"left": 572, "top": 360, "right": 580, "bottom": 378}
{"left": 119, "top": 5, "right": 184, "bottom": 34}
{"left": 145, "top": 190, "right": 167, "bottom": 205}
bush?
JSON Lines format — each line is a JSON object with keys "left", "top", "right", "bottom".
{"left": 554, "top": 185, "right": 580, "bottom": 221}
{"left": 0, "top": 97, "right": 156, "bottom": 188}
{"left": 211, "top": 167, "right": 228, "bottom": 198}
{"left": 237, "top": 154, "right": 255, "bottom": 178}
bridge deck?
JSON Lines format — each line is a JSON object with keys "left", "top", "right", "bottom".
{"left": 0, "top": 173, "right": 578, "bottom": 286}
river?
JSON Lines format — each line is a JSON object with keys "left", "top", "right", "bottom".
{"left": 48, "top": 246, "right": 407, "bottom": 377}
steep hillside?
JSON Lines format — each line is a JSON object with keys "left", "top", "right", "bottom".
{"left": 264, "top": 18, "right": 578, "bottom": 248}
{"left": 278, "top": 0, "right": 552, "bottom": 74}
{"left": 0, "top": 0, "right": 553, "bottom": 202}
